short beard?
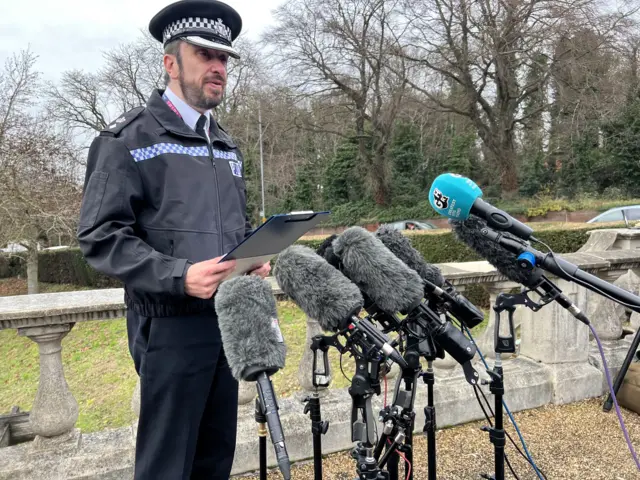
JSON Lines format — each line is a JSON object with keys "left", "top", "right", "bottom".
{"left": 179, "top": 70, "right": 223, "bottom": 111}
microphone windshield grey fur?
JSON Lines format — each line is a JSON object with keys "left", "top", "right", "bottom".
{"left": 450, "top": 215, "right": 537, "bottom": 288}
{"left": 274, "top": 245, "right": 364, "bottom": 331}
{"left": 332, "top": 227, "right": 424, "bottom": 314}
{"left": 375, "top": 226, "right": 444, "bottom": 287}
{"left": 215, "top": 275, "right": 287, "bottom": 382}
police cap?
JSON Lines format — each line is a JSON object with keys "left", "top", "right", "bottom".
{"left": 149, "top": 0, "right": 243, "bottom": 59}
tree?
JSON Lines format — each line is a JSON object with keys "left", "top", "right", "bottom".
{"left": 264, "top": 0, "right": 409, "bottom": 205}
{"left": 0, "top": 49, "right": 82, "bottom": 293}
{"left": 398, "top": 0, "right": 636, "bottom": 197}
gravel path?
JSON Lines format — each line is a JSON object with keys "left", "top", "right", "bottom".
{"left": 236, "top": 396, "right": 640, "bottom": 479}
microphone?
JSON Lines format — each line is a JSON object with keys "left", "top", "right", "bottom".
{"left": 375, "top": 226, "right": 484, "bottom": 328}
{"left": 331, "top": 227, "right": 425, "bottom": 314}
{"left": 332, "top": 227, "right": 480, "bottom": 384}
{"left": 317, "top": 233, "right": 405, "bottom": 334}
{"left": 450, "top": 215, "right": 591, "bottom": 325}
{"left": 274, "top": 245, "right": 408, "bottom": 368}
{"left": 214, "top": 276, "right": 291, "bottom": 480}
{"left": 429, "top": 173, "right": 534, "bottom": 241}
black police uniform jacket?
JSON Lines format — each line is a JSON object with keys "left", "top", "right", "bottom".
{"left": 77, "top": 89, "right": 252, "bottom": 317}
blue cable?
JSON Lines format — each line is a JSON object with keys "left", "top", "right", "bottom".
{"left": 463, "top": 323, "right": 546, "bottom": 480}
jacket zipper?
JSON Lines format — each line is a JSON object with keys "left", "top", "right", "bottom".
{"left": 207, "top": 142, "right": 224, "bottom": 255}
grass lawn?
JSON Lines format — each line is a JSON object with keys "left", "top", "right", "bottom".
{"left": 0, "top": 279, "right": 489, "bottom": 433}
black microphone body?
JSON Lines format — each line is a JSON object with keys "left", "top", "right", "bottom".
{"left": 481, "top": 226, "right": 640, "bottom": 313}
{"left": 471, "top": 197, "right": 534, "bottom": 241}
{"left": 214, "top": 276, "right": 291, "bottom": 480}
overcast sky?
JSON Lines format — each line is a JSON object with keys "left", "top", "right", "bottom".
{"left": 0, "top": 0, "right": 285, "bottom": 83}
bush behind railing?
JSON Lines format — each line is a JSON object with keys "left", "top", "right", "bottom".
{"left": 0, "top": 223, "right": 625, "bottom": 292}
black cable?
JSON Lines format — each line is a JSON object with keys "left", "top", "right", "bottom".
{"left": 339, "top": 351, "right": 352, "bottom": 383}
{"left": 456, "top": 318, "right": 549, "bottom": 480}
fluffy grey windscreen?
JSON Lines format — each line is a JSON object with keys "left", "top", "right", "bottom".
{"left": 332, "top": 226, "right": 424, "bottom": 314}
{"left": 215, "top": 275, "right": 286, "bottom": 382}
{"left": 375, "top": 226, "right": 445, "bottom": 287}
{"left": 450, "top": 215, "right": 536, "bottom": 288}
{"left": 274, "top": 244, "right": 363, "bottom": 331}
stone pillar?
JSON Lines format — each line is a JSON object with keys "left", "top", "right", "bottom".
{"left": 519, "top": 278, "right": 590, "bottom": 363}
{"left": 18, "top": 324, "right": 79, "bottom": 444}
{"left": 589, "top": 269, "right": 640, "bottom": 340}
{"left": 298, "top": 316, "right": 331, "bottom": 391}
{"left": 518, "top": 278, "right": 601, "bottom": 404}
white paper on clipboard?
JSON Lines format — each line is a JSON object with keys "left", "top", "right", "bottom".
{"left": 219, "top": 211, "right": 330, "bottom": 281}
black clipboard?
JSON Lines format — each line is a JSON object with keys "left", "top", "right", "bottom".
{"left": 219, "top": 210, "right": 330, "bottom": 280}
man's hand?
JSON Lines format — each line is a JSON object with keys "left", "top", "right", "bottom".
{"left": 184, "top": 256, "right": 236, "bottom": 299}
{"left": 249, "top": 262, "right": 271, "bottom": 279}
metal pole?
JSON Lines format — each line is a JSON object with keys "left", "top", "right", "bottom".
{"left": 258, "top": 103, "right": 265, "bottom": 223}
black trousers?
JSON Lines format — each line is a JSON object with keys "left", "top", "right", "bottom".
{"left": 127, "top": 307, "right": 238, "bottom": 480}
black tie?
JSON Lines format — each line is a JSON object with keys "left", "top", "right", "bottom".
{"left": 195, "top": 114, "right": 208, "bottom": 142}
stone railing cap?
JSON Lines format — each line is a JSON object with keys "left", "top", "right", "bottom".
{"left": 0, "top": 289, "right": 125, "bottom": 326}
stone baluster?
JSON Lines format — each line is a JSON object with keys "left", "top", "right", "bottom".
{"left": 298, "top": 316, "right": 332, "bottom": 391}
{"left": 17, "top": 324, "right": 80, "bottom": 447}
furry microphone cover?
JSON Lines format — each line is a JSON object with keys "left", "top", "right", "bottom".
{"left": 450, "top": 215, "right": 536, "bottom": 287}
{"left": 215, "top": 275, "right": 286, "bottom": 382}
{"left": 375, "top": 226, "right": 445, "bottom": 287}
{"left": 332, "top": 226, "right": 424, "bottom": 314}
{"left": 274, "top": 244, "right": 363, "bottom": 331}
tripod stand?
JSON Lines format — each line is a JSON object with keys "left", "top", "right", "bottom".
{"left": 374, "top": 324, "right": 444, "bottom": 480}
{"left": 350, "top": 354, "right": 390, "bottom": 480}
{"left": 479, "top": 292, "right": 519, "bottom": 480}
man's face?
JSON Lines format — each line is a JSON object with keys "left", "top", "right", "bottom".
{"left": 169, "top": 41, "right": 229, "bottom": 111}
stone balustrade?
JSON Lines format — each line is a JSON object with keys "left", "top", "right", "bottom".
{"left": 1, "top": 228, "right": 640, "bottom": 478}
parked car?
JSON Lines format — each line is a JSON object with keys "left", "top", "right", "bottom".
{"left": 586, "top": 206, "right": 640, "bottom": 226}
{"left": 382, "top": 220, "right": 438, "bottom": 231}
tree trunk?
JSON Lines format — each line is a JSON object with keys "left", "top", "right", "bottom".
{"left": 27, "top": 246, "right": 38, "bottom": 294}
{"left": 483, "top": 132, "right": 519, "bottom": 198}
{"left": 371, "top": 140, "right": 391, "bottom": 206}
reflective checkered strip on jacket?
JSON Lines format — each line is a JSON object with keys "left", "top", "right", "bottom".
{"left": 129, "top": 143, "right": 238, "bottom": 162}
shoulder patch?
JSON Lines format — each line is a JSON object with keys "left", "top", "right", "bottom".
{"left": 100, "top": 107, "right": 145, "bottom": 137}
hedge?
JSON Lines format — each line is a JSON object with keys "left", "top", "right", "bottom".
{"left": 0, "top": 222, "right": 625, "bottom": 291}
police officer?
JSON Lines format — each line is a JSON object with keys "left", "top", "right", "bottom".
{"left": 77, "top": 1, "right": 270, "bottom": 478}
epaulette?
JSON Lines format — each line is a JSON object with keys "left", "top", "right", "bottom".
{"left": 100, "top": 106, "right": 145, "bottom": 137}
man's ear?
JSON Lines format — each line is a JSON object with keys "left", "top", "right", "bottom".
{"left": 163, "top": 53, "right": 179, "bottom": 82}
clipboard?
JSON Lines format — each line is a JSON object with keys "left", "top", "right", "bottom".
{"left": 219, "top": 211, "right": 330, "bottom": 280}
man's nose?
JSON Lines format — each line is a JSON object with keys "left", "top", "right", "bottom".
{"left": 209, "top": 59, "right": 226, "bottom": 77}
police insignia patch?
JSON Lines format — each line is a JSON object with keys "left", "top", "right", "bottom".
{"left": 229, "top": 160, "right": 242, "bottom": 177}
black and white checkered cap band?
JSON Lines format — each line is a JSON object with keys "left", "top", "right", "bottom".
{"left": 163, "top": 17, "right": 232, "bottom": 45}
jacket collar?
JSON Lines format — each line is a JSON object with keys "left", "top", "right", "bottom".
{"left": 147, "top": 89, "right": 236, "bottom": 148}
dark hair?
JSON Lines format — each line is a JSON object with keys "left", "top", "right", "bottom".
{"left": 163, "top": 40, "right": 182, "bottom": 85}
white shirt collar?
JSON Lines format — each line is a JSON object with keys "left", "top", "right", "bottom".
{"left": 164, "top": 86, "right": 212, "bottom": 140}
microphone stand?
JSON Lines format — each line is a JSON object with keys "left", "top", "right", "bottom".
{"left": 349, "top": 350, "right": 390, "bottom": 480}
{"left": 480, "top": 293, "right": 518, "bottom": 480}
{"left": 481, "top": 227, "right": 640, "bottom": 412}
{"left": 254, "top": 397, "right": 268, "bottom": 480}
{"left": 304, "top": 335, "right": 332, "bottom": 480}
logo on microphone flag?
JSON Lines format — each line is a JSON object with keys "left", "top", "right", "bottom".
{"left": 271, "top": 317, "right": 284, "bottom": 343}
{"left": 432, "top": 188, "right": 449, "bottom": 209}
